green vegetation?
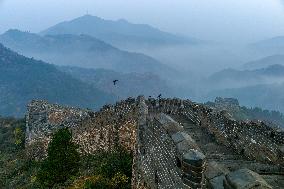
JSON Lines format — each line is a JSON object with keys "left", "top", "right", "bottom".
{"left": 37, "top": 128, "right": 80, "bottom": 188}
{"left": 0, "top": 118, "right": 133, "bottom": 189}
{"left": 73, "top": 147, "right": 133, "bottom": 189}
{"left": 0, "top": 43, "right": 115, "bottom": 117}
{"left": 0, "top": 117, "right": 40, "bottom": 189}
{"left": 0, "top": 117, "right": 25, "bottom": 153}
{"left": 14, "top": 127, "right": 25, "bottom": 148}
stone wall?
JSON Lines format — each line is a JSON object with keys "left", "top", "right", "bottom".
{"left": 26, "top": 98, "right": 138, "bottom": 158}
{"left": 214, "top": 97, "right": 240, "bottom": 112}
{"left": 195, "top": 107, "right": 284, "bottom": 164}
{"left": 133, "top": 97, "right": 206, "bottom": 189}
{"left": 147, "top": 97, "right": 283, "bottom": 165}
{"left": 25, "top": 97, "right": 284, "bottom": 188}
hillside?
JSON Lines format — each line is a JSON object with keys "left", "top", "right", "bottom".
{"left": 40, "top": 14, "right": 199, "bottom": 48}
{"left": 0, "top": 43, "right": 115, "bottom": 117}
{"left": 0, "top": 29, "right": 176, "bottom": 77}
{"left": 207, "top": 64, "right": 284, "bottom": 89}
{"left": 243, "top": 54, "right": 284, "bottom": 70}
{"left": 251, "top": 36, "right": 284, "bottom": 55}
{"left": 58, "top": 66, "right": 173, "bottom": 98}
{"left": 58, "top": 67, "right": 173, "bottom": 98}
{"left": 205, "top": 64, "right": 284, "bottom": 113}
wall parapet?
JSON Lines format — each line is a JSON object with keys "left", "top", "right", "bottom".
{"left": 133, "top": 107, "right": 207, "bottom": 189}
{"left": 25, "top": 96, "right": 283, "bottom": 188}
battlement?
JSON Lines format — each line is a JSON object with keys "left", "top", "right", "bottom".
{"left": 25, "top": 98, "right": 138, "bottom": 159}
{"left": 133, "top": 97, "right": 206, "bottom": 188}
{"left": 25, "top": 97, "right": 284, "bottom": 188}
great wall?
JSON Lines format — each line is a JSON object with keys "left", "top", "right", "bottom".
{"left": 25, "top": 97, "right": 284, "bottom": 189}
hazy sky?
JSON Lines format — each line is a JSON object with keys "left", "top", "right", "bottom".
{"left": 1, "top": 0, "right": 284, "bottom": 44}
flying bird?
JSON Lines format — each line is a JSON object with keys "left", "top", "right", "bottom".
{"left": 113, "top": 80, "right": 119, "bottom": 85}
{"left": 157, "top": 94, "right": 162, "bottom": 99}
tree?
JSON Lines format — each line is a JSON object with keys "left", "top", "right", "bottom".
{"left": 14, "top": 127, "right": 25, "bottom": 148}
{"left": 37, "top": 128, "right": 80, "bottom": 187}
{"left": 96, "top": 146, "right": 133, "bottom": 179}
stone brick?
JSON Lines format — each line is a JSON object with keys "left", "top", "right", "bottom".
{"left": 182, "top": 149, "right": 206, "bottom": 167}
{"left": 224, "top": 169, "right": 272, "bottom": 189}
{"left": 24, "top": 97, "right": 284, "bottom": 189}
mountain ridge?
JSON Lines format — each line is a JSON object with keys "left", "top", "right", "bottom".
{"left": 243, "top": 54, "right": 284, "bottom": 70}
{"left": 0, "top": 43, "right": 115, "bottom": 117}
{"left": 40, "top": 14, "right": 200, "bottom": 47}
{"left": 250, "top": 36, "right": 284, "bottom": 55}
{"left": 58, "top": 66, "right": 173, "bottom": 99}
{"left": 0, "top": 29, "right": 177, "bottom": 77}
{"left": 206, "top": 64, "right": 284, "bottom": 91}
{"left": 207, "top": 82, "right": 284, "bottom": 113}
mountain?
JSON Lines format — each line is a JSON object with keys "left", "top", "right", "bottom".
{"left": 243, "top": 54, "right": 284, "bottom": 70}
{"left": 0, "top": 43, "right": 115, "bottom": 117}
{"left": 208, "top": 64, "right": 284, "bottom": 89}
{"left": 58, "top": 66, "right": 173, "bottom": 99}
{"left": 251, "top": 36, "right": 284, "bottom": 55}
{"left": 225, "top": 64, "right": 284, "bottom": 78}
{"left": 0, "top": 29, "right": 176, "bottom": 77}
{"left": 205, "top": 64, "right": 284, "bottom": 112}
{"left": 40, "top": 14, "right": 199, "bottom": 48}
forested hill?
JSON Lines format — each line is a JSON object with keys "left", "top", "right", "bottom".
{"left": 0, "top": 43, "right": 115, "bottom": 117}
{"left": 0, "top": 29, "right": 177, "bottom": 77}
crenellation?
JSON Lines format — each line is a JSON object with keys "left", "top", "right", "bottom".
{"left": 25, "top": 97, "right": 283, "bottom": 188}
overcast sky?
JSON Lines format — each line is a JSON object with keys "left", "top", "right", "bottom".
{"left": 0, "top": 0, "right": 284, "bottom": 44}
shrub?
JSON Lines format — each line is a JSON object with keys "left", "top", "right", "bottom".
{"left": 37, "top": 128, "right": 80, "bottom": 187}
{"left": 95, "top": 147, "right": 133, "bottom": 179}
{"left": 14, "top": 127, "right": 25, "bottom": 148}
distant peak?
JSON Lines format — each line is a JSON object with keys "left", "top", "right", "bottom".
{"left": 5, "top": 29, "right": 22, "bottom": 34}
{"left": 82, "top": 14, "right": 94, "bottom": 18}
{"left": 74, "top": 15, "right": 129, "bottom": 24}
{"left": 3, "top": 29, "right": 32, "bottom": 35}
{"left": 117, "top": 18, "right": 129, "bottom": 23}
{"left": 266, "top": 64, "right": 284, "bottom": 69}
{"left": 76, "top": 14, "right": 102, "bottom": 21}
{"left": 270, "top": 36, "right": 284, "bottom": 40}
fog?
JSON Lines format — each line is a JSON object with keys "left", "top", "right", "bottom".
{"left": 1, "top": 0, "right": 284, "bottom": 44}
{"left": 1, "top": 0, "right": 284, "bottom": 112}
{"left": 1, "top": 0, "right": 284, "bottom": 74}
